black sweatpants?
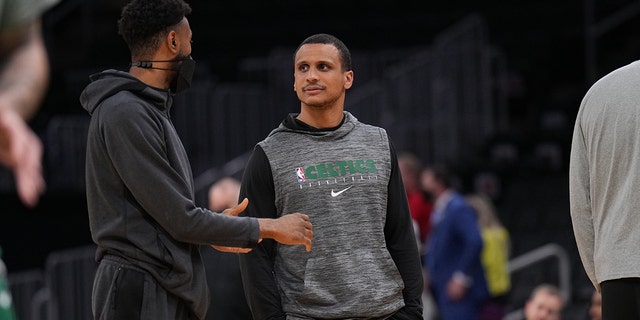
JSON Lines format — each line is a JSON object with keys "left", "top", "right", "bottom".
{"left": 601, "top": 278, "right": 640, "bottom": 320}
{"left": 92, "top": 255, "right": 197, "bottom": 320}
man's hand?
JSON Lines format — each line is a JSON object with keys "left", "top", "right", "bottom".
{"left": 0, "top": 107, "right": 45, "bottom": 207}
{"left": 221, "top": 197, "right": 248, "bottom": 216}
{"left": 259, "top": 213, "right": 313, "bottom": 252}
{"left": 211, "top": 198, "right": 254, "bottom": 253}
{"left": 211, "top": 199, "right": 314, "bottom": 253}
{"left": 446, "top": 275, "right": 469, "bottom": 301}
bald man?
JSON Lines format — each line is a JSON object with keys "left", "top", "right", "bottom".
{"left": 524, "top": 284, "right": 564, "bottom": 320}
{"left": 208, "top": 177, "right": 241, "bottom": 211}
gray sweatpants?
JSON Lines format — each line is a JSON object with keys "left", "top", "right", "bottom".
{"left": 92, "top": 255, "right": 197, "bottom": 320}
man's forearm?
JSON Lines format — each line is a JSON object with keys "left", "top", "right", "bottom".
{"left": 0, "top": 20, "right": 49, "bottom": 120}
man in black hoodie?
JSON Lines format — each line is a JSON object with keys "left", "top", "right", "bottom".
{"left": 79, "top": 1, "right": 313, "bottom": 319}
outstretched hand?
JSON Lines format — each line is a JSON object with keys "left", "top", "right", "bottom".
{"left": 211, "top": 198, "right": 253, "bottom": 253}
{"left": 221, "top": 197, "right": 248, "bottom": 217}
{"left": 211, "top": 199, "right": 314, "bottom": 253}
{"left": 269, "top": 213, "right": 313, "bottom": 252}
{"left": 0, "top": 107, "right": 45, "bottom": 208}
{"left": 446, "top": 278, "right": 468, "bottom": 301}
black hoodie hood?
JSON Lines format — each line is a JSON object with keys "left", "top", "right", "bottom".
{"left": 79, "top": 69, "right": 171, "bottom": 115}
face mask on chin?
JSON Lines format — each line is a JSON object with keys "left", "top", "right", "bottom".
{"left": 131, "top": 54, "right": 196, "bottom": 93}
{"left": 169, "top": 55, "right": 196, "bottom": 93}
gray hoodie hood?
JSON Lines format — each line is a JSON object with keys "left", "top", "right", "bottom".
{"left": 80, "top": 69, "right": 170, "bottom": 115}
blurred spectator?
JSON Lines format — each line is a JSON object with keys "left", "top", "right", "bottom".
{"left": 397, "top": 151, "right": 433, "bottom": 253}
{"left": 203, "top": 176, "right": 252, "bottom": 320}
{"left": 397, "top": 151, "right": 437, "bottom": 319}
{"left": 422, "top": 164, "right": 489, "bottom": 320}
{"left": 523, "top": 284, "right": 564, "bottom": 320}
{"left": 0, "top": 0, "right": 60, "bottom": 318}
{"left": 466, "top": 193, "right": 511, "bottom": 320}
{"left": 208, "top": 176, "right": 242, "bottom": 212}
{"left": 588, "top": 290, "right": 601, "bottom": 320}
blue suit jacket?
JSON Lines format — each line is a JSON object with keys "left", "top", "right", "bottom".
{"left": 424, "top": 192, "right": 489, "bottom": 315}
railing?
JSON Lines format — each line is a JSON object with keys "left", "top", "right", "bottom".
{"left": 9, "top": 240, "right": 573, "bottom": 320}
{"left": 503, "top": 243, "right": 572, "bottom": 320}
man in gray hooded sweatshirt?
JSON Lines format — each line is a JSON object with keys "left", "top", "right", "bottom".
{"left": 79, "top": 1, "right": 313, "bottom": 319}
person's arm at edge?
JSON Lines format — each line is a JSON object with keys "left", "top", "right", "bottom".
{"left": 568, "top": 104, "right": 598, "bottom": 291}
{"left": 237, "top": 145, "right": 286, "bottom": 320}
{"left": 0, "top": 19, "right": 49, "bottom": 207}
{"left": 384, "top": 139, "right": 424, "bottom": 318}
{"left": 0, "top": 19, "right": 49, "bottom": 120}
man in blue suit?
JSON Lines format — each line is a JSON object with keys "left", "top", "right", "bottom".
{"left": 421, "top": 164, "right": 489, "bottom": 319}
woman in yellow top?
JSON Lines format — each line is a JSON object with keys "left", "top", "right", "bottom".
{"left": 466, "top": 193, "right": 511, "bottom": 320}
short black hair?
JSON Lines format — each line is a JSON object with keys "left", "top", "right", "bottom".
{"left": 427, "top": 163, "right": 453, "bottom": 189}
{"left": 118, "top": 0, "right": 192, "bottom": 57}
{"left": 294, "top": 33, "right": 352, "bottom": 72}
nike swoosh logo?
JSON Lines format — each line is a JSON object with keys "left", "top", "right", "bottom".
{"left": 331, "top": 186, "right": 353, "bottom": 197}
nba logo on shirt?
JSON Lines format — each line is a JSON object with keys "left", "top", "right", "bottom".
{"left": 295, "top": 167, "right": 306, "bottom": 182}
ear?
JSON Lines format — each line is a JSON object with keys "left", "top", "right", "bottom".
{"left": 166, "top": 30, "right": 178, "bottom": 53}
{"left": 344, "top": 70, "right": 354, "bottom": 90}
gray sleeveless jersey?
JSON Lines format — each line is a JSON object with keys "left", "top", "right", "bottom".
{"left": 258, "top": 112, "right": 405, "bottom": 319}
